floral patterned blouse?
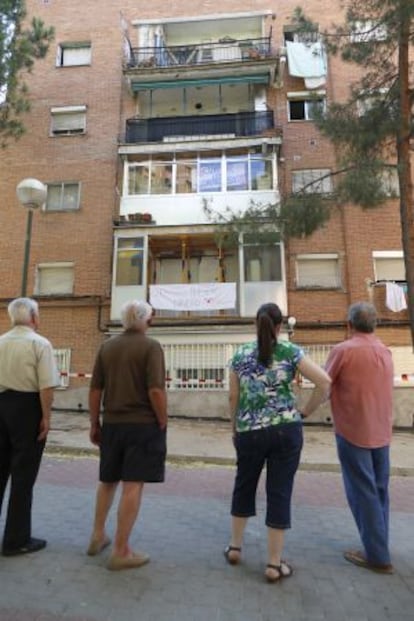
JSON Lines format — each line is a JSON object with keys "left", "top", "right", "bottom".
{"left": 229, "top": 339, "right": 305, "bottom": 432}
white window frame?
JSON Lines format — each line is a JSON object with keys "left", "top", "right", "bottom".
{"left": 56, "top": 42, "right": 92, "bottom": 67}
{"left": 125, "top": 151, "right": 276, "bottom": 196}
{"left": 45, "top": 182, "right": 81, "bottom": 211}
{"left": 292, "top": 168, "right": 332, "bottom": 194}
{"left": 53, "top": 348, "right": 71, "bottom": 389}
{"left": 35, "top": 262, "right": 75, "bottom": 296}
{"left": 373, "top": 251, "right": 405, "bottom": 282}
{"left": 287, "top": 91, "right": 326, "bottom": 121}
{"left": 50, "top": 105, "right": 87, "bottom": 136}
{"left": 296, "top": 253, "right": 341, "bottom": 289}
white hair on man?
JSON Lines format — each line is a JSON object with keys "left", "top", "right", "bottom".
{"left": 121, "top": 300, "right": 153, "bottom": 331}
{"left": 8, "top": 297, "right": 39, "bottom": 326}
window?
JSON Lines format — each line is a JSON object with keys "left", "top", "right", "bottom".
{"left": 176, "top": 160, "right": 197, "bottom": 193}
{"left": 226, "top": 157, "right": 248, "bottom": 191}
{"left": 350, "top": 20, "right": 387, "bottom": 43}
{"left": 56, "top": 42, "right": 91, "bottom": 67}
{"left": 35, "top": 263, "right": 75, "bottom": 295}
{"left": 296, "top": 254, "right": 340, "bottom": 288}
{"left": 243, "top": 235, "right": 282, "bottom": 282}
{"left": 288, "top": 96, "right": 325, "bottom": 121}
{"left": 284, "top": 28, "right": 319, "bottom": 44}
{"left": 198, "top": 158, "right": 222, "bottom": 192}
{"left": 115, "top": 238, "right": 144, "bottom": 286}
{"left": 292, "top": 169, "right": 332, "bottom": 194}
{"left": 45, "top": 182, "right": 80, "bottom": 211}
{"left": 381, "top": 168, "right": 400, "bottom": 197}
{"left": 373, "top": 251, "right": 405, "bottom": 281}
{"left": 127, "top": 153, "right": 274, "bottom": 196}
{"left": 50, "top": 106, "right": 86, "bottom": 135}
{"left": 53, "top": 348, "right": 71, "bottom": 389}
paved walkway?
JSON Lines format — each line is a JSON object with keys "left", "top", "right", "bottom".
{"left": 0, "top": 415, "right": 413, "bottom": 620}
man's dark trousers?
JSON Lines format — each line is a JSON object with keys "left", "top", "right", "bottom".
{"left": 0, "top": 391, "right": 45, "bottom": 552}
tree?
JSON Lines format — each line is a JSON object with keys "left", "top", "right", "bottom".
{"left": 207, "top": 1, "right": 414, "bottom": 346}
{"left": 292, "top": 0, "right": 414, "bottom": 346}
{"left": 0, "top": 0, "right": 54, "bottom": 147}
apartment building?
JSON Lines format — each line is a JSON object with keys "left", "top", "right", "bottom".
{"left": 0, "top": 1, "right": 411, "bottom": 411}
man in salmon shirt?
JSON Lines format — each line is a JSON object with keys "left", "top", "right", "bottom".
{"left": 325, "top": 302, "right": 394, "bottom": 574}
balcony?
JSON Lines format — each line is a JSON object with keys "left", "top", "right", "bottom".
{"left": 127, "top": 36, "right": 272, "bottom": 70}
{"left": 124, "top": 110, "right": 275, "bottom": 144}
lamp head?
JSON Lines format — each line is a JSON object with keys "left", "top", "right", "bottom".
{"left": 287, "top": 316, "right": 297, "bottom": 330}
{"left": 16, "top": 178, "right": 47, "bottom": 210}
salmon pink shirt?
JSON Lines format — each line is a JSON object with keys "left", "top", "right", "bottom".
{"left": 325, "top": 333, "right": 393, "bottom": 448}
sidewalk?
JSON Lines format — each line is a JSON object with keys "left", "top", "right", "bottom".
{"left": 47, "top": 411, "right": 414, "bottom": 476}
{"left": 1, "top": 413, "right": 413, "bottom": 621}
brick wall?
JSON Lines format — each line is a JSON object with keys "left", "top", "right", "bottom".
{"left": 0, "top": 0, "right": 410, "bottom": 370}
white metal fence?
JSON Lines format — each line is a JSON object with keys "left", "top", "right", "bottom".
{"left": 54, "top": 343, "right": 413, "bottom": 390}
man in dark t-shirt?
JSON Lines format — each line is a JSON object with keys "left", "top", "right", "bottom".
{"left": 86, "top": 300, "right": 167, "bottom": 571}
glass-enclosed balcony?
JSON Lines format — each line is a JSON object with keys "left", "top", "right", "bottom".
{"left": 124, "top": 110, "right": 275, "bottom": 144}
{"left": 127, "top": 36, "right": 272, "bottom": 70}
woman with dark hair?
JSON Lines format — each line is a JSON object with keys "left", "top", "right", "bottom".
{"left": 224, "top": 303, "right": 331, "bottom": 582}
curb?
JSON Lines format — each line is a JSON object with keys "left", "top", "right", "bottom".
{"left": 44, "top": 446, "right": 414, "bottom": 476}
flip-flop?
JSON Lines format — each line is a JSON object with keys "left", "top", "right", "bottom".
{"left": 223, "top": 545, "right": 241, "bottom": 565}
{"left": 265, "top": 560, "right": 293, "bottom": 583}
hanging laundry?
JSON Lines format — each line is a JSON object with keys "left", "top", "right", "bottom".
{"left": 385, "top": 281, "right": 407, "bottom": 312}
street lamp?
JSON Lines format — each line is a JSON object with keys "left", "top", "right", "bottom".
{"left": 16, "top": 178, "right": 47, "bottom": 297}
{"left": 287, "top": 315, "right": 297, "bottom": 338}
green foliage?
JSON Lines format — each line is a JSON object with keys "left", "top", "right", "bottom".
{"left": 207, "top": 1, "right": 413, "bottom": 244}
{"left": 290, "top": 1, "right": 413, "bottom": 211}
{"left": 0, "top": 0, "right": 54, "bottom": 147}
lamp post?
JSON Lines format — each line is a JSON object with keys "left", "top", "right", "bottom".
{"left": 287, "top": 315, "right": 297, "bottom": 338}
{"left": 16, "top": 178, "right": 47, "bottom": 297}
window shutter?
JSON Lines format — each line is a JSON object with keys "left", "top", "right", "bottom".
{"left": 52, "top": 112, "right": 86, "bottom": 133}
{"left": 297, "top": 257, "right": 339, "bottom": 287}
{"left": 374, "top": 258, "right": 405, "bottom": 281}
{"left": 37, "top": 265, "right": 74, "bottom": 295}
{"left": 62, "top": 46, "right": 91, "bottom": 66}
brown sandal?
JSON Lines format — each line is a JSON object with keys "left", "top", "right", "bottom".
{"left": 265, "top": 560, "right": 293, "bottom": 583}
{"left": 223, "top": 545, "right": 241, "bottom": 565}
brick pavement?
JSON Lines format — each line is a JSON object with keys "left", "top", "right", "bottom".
{"left": 1, "top": 457, "right": 413, "bottom": 621}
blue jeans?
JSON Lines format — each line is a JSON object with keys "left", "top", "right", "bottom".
{"left": 231, "top": 423, "right": 303, "bottom": 529}
{"left": 336, "top": 434, "right": 391, "bottom": 565}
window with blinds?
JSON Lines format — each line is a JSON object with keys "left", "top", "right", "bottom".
{"left": 57, "top": 43, "right": 91, "bottom": 67}
{"left": 50, "top": 106, "right": 86, "bottom": 135}
{"left": 373, "top": 252, "right": 405, "bottom": 281}
{"left": 292, "top": 169, "right": 332, "bottom": 194}
{"left": 296, "top": 254, "right": 340, "bottom": 288}
{"left": 35, "top": 263, "right": 75, "bottom": 295}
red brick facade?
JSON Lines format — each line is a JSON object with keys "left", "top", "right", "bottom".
{"left": 0, "top": 0, "right": 410, "bottom": 385}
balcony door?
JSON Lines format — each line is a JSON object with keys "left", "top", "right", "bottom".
{"left": 239, "top": 234, "right": 287, "bottom": 316}
{"left": 110, "top": 235, "right": 148, "bottom": 320}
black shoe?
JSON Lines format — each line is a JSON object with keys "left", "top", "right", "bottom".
{"left": 2, "top": 537, "right": 47, "bottom": 557}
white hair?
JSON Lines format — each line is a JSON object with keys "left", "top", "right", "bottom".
{"left": 8, "top": 297, "right": 39, "bottom": 326}
{"left": 120, "top": 300, "right": 153, "bottom": 330}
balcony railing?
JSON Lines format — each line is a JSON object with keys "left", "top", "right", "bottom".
{"left": 124, "top": 110, "right": 275, "bottom": 144}
{"left": 128, "top": 36, "right": 272, "bottom": 70}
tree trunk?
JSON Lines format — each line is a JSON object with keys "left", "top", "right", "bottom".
{"left": 397, "top": 14, "right": 414, "bottom": 350}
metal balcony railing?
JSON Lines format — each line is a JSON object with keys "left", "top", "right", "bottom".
{"left": 124, "top": 110, "right": 274, "bottom": 143}
{"left": 127, "top": 36, "right": 272, "bottom": 69}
